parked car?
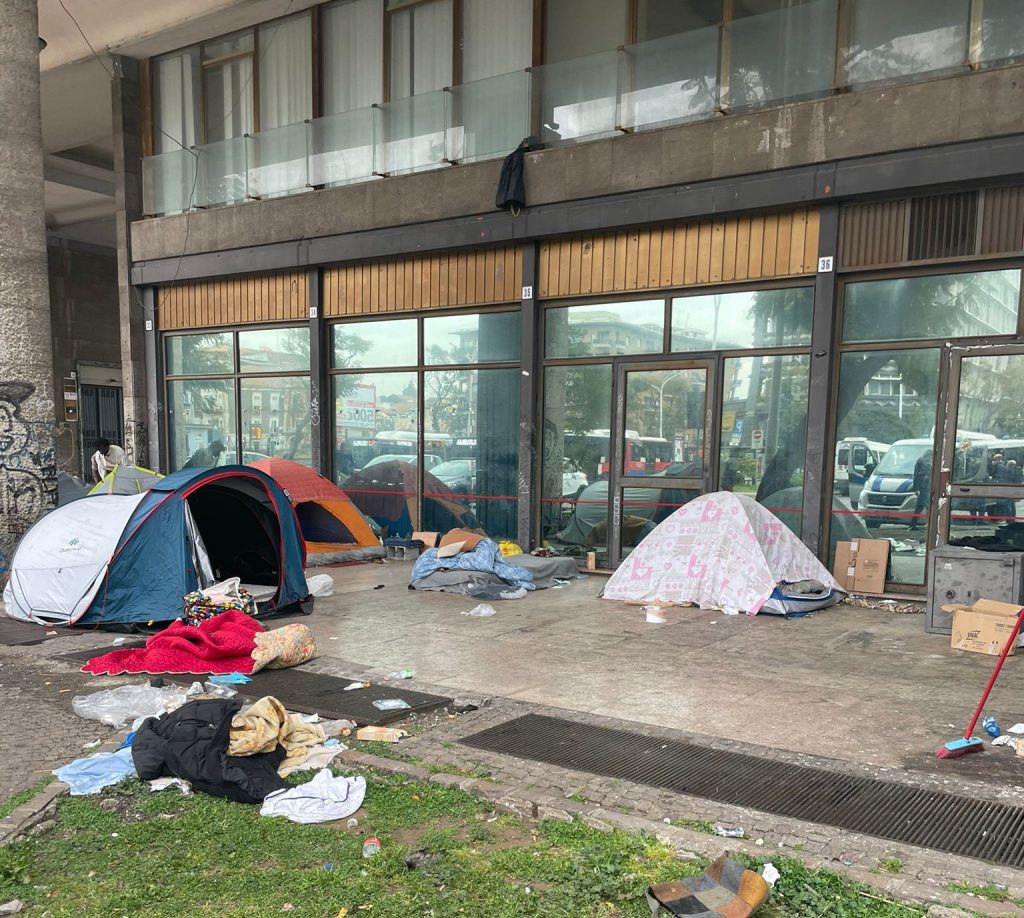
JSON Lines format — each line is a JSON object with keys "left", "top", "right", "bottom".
{"left": 431, "top": 458, "right": 475, "bottom": 495}
{"left": 361, "top": 453, "right": 444, "bottom": 471}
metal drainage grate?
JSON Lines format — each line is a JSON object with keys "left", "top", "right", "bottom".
{"left": 461, "top": 714, "right": 1024, "bottom": 868}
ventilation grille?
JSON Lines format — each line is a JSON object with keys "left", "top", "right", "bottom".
{"left": 840, "top": 186, "right": 1024, "bottom": 268}
{"left": 907, "top": 192, "right": 978, "bottom": 260}
{"left": 981, "top": 186, "right": 1024, "bottom": 254}
{"left": 839, "top": 200, "right": 906, "bottom": 268}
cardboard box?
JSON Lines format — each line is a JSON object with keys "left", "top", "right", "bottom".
{"left": 439, "top": 528, "right": 485, "bottom": 553}
{"left": 943, "top": 598, "right": 1024, "bottom": 656}
{"left": 412, "top": 531, "right": 439, "bottom": 548}
{"left": 833, "top": 539, "right": 890, "bottom": 594}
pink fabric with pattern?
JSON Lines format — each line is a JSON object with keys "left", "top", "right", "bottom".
{"left": 602, "top": 492, "right": 840, "bottom": 614}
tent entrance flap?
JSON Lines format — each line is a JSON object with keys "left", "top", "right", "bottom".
{"left": 295, "top": 501, "right": 357, "bottom": 544}
{"left": 185, "top": 480, "right": 281, "bottom": 588}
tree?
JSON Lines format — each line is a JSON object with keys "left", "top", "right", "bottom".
{"left": 754, "top": 273, "right": 994, "bottom": 500}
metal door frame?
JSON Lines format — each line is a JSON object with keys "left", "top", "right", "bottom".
{"left": 934, "top": 343, "right": 1024, "bottom": 549}
{"left": 608, "top": 356, "right": 718, "bottom": 568}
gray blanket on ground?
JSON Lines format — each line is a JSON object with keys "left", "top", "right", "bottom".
{"left": 410, "top": 554, "right": 580, "bottom": 597}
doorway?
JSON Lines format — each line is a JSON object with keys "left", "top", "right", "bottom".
{"left": 607, "top": 359, "right": 715, "bottom": 566}
{"left": 934, "top": 345, "right": 1024, "bottom": 552}
{"left": 80, "top": 384, "right": 123, "bottom": 479}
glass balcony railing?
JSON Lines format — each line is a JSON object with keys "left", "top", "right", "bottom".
{"left": 374, "top": 89, "right": 449, "bottom": 176}
{"left": 447, "top": 70, "right": 531, "bottom": 164}
{"left": 619, "top": 26, "right": 720, "bottom": 131}
{"left": 196, "top": 136, "right": 251, "bottom": 208}
{"left": 532, "top": 49, "right": 621, "bottom": 146}
{"left": 141, "top": 3, "right": 1023, "bottom": 217}
{"left": 142, "top": 147, "right": 199, "bottom": 217}
{"left": 727, "top": 0, "right": 838, "bottom": 110}
{"left": 309, "top": 106, "right": 376, "bottom": 187}
{"left": 249, "top": 121, "right": 309, "bottom": 199}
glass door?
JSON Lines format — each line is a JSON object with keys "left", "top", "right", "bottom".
{"left": 936, "top": 346, "right": 1024, "bottom": 552}
{"left": 608, "top": 360, "right": 715, "bottom": 566}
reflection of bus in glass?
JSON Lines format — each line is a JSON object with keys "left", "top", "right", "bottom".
{"left": 566, "top": 430, "right": 674, "bottom": 477}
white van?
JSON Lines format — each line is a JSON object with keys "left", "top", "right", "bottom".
{"left": 835, "top": 438, "right": 889, "bottom": 502}
{"left": 857, "top": 433, "right": 1012, "bottom": 528}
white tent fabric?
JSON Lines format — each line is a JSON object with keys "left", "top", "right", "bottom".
{"left": 602, "top": 491, "right": 843, "bottom": 615}
{"left": 3, "top": 493, "right": 147, "bottom": 625}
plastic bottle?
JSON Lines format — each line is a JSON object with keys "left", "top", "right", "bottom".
{"left": 362, "top": 836, "right": 382, "bottom": 858}
{"left": 982, "top": 715, "right": 1002, "bottom": 738}
{"left": 387, "top": 670, "right": 414, "bottom": 680}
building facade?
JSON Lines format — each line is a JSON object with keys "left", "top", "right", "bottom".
{"left": 13, "top": 0, "right": 1024, "bottom": 591}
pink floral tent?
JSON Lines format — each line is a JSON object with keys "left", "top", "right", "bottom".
{"left": 602, "top": 491, "right": 843, "bottom": 615}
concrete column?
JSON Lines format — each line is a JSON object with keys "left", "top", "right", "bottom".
{"left": 0, "top": 0, "right": 57, "bottom": 570}
{"left": 111, "top": 56, "right": 148, "bottom": 467}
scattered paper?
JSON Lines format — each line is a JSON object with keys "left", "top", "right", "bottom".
{"left": 645, "top": 607, "right": 666, "bottom": 624}
{"left": 993, "top": 734, "right": 1017, "bottom": 749}
{"left": 82, "top": 739, "right": 101, "bottom": 751}
{"left": 761, "top": 863, "right": 780, "bottom": 887}
{"left": 111, "top": 637, "right": 126, "bottom": 646}
{"left": 1008, "top": 723, "right": 1024, "bottom": 735}
{"left": 343, "top": 682, "right": 366, "bottom": 692}
{"left": 149, "top": 777, "right": 192, "bottom": 795}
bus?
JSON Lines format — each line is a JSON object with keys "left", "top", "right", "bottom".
{"left": 566, "top": 430, "right": 674, "bottom": 477}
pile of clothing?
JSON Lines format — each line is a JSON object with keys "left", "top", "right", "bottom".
{"left": 410, "top": 529, "right": 579, "bottom": 600}
{"left": 57, "top": 693, "right": 365, "bottom": 823}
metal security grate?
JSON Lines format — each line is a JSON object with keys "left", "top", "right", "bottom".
{"left": 462, "top": 714, "right": 1024, "bottom": 868}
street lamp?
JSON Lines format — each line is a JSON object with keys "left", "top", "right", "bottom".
{"left": 655, "top": 371, "right": 683, "bottom": 438}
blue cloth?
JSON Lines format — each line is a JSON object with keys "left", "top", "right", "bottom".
{"left": 53, "top": 746, "right": 136, "bottom": 796}
{"left": 209, "top": 672, "right": 252, "bottom": 685}
{"left": 411, "top": 539, "right": 535, "bottom": 590}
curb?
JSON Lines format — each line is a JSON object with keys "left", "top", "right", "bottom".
{"left": 0, "top": 734, "right": 126, "bottom": 847}
{"left": 337, "top": 748, "right": 1021, "bottom": 917}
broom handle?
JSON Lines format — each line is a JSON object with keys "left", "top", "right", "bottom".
{"left": 964, "top": 606, "right": 1024, "bottom": 739}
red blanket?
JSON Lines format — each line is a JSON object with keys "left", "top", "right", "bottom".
{"left": 82, "top": 611, "right": 265, "bottom": 676}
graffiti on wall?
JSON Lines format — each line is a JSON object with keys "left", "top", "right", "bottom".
{"left": 123, "top": 419, "right": 148, "bottom": 468}
{"left": 0, "top": 381, "right": 57, "bottom": 570}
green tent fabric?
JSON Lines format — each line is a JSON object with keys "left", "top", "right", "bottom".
{"left": 88, "top": 465, "right": 165, "bottom": 496}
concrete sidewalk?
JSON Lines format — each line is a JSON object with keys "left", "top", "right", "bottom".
{"left": 301, "top": 559, "right": 1024, "bottom": 792}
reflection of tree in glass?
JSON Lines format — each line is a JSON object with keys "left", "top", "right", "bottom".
{"left": 424, "top": 346, "right": 471, "bottom": 433}
{"left": 333, "top": 330, "right": 372, "bottom": 400}
{"left": 755, "top": 273, "right": 988, "bottom": 500}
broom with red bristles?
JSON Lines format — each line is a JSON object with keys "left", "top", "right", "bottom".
{"left": 936, "top": 604, "right": 1024, "bottom": 760}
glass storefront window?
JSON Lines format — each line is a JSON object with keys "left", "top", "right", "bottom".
{"left": 423, "top": 367, "right": 519, "bottom": 538}
{"left": 954, "top": 354, "right": 1024, "bottom": 482}
{"left": 843, "top": 270, "right": 1021, "bottom": 344}
{"left": 720, "top": 354, "right": 809, "bottom": 535}
{"left": 240, "top": 376, "right": 311, "bottom": 466}
{"left": 168, "top": 378, "right": 238, "bottom": 470}
{"left": 423, "top": 312, "right": 520, "bottom": 364}
{"left": 238, "top": 327, "right": 310, "bottom": 373}
{"left": 845, "top": 0, "right": 969, "bottom": 87}
{"left": 166, "top": 333, "right": 234, "bottom": 375}
{"left": 831, "top": 347, "right": 940, "bottom": 585}
{"left": 545, "top": 301, "right": 665, "bottom": 358}
{"left": 540, "top": 363, "right": 613, "bottom": 560}
{"left": 333, "top": 318, "right": 418, "bottom": 368}
{"left": 623, "top": 368, "right": 707, "bottom": 474}
{"left": 333, "top": 371, "right": 419, "bottom": 535}
{"left": 671, "top": 287, "right": 812, "bottom": 351}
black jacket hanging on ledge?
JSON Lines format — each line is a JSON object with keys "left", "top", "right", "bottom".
{"left": 495, "top": 137, "right": 540, "bottom": 212}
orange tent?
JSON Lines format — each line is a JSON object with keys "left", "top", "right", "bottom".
{"left": 250, "top": 458, "right": 384, "bottom": 564}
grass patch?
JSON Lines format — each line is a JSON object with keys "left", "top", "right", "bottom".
{"left": 0, "top": 777, "right": 53, "bottom": 821}
{"left": 0, "top": 769, "right": 930, "bottom": 918}
{"left": 878, "top": 857, "right": 904, "bottom": 874}
{"left": 945, "top": 880, "right": 1021, "bottom": 905}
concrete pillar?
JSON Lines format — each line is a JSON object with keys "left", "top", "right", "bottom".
{"left": 0, "top": 0, "right": 57, "bottom": 570}
{"left": 111, "top": 55, "right": 148, "bottom": 467}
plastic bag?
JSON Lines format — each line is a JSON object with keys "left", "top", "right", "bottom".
{"left": 183, "top": 577, "right": 257, "bottom": 626}
{"left": 306, "top": 574, "right": 335, "bottom": 598}
{"left": 462, "top": 604, "right": 496, "bottom": 617}
{"left": 372, "top": 698, "right": 411, "bottom": 711}
{"left": 72, "top": 683, "right": 187, "bottom": 728}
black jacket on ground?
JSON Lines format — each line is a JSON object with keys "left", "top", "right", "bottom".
{"left": 131, "top": 698, "right": 288, "bottom": 804}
